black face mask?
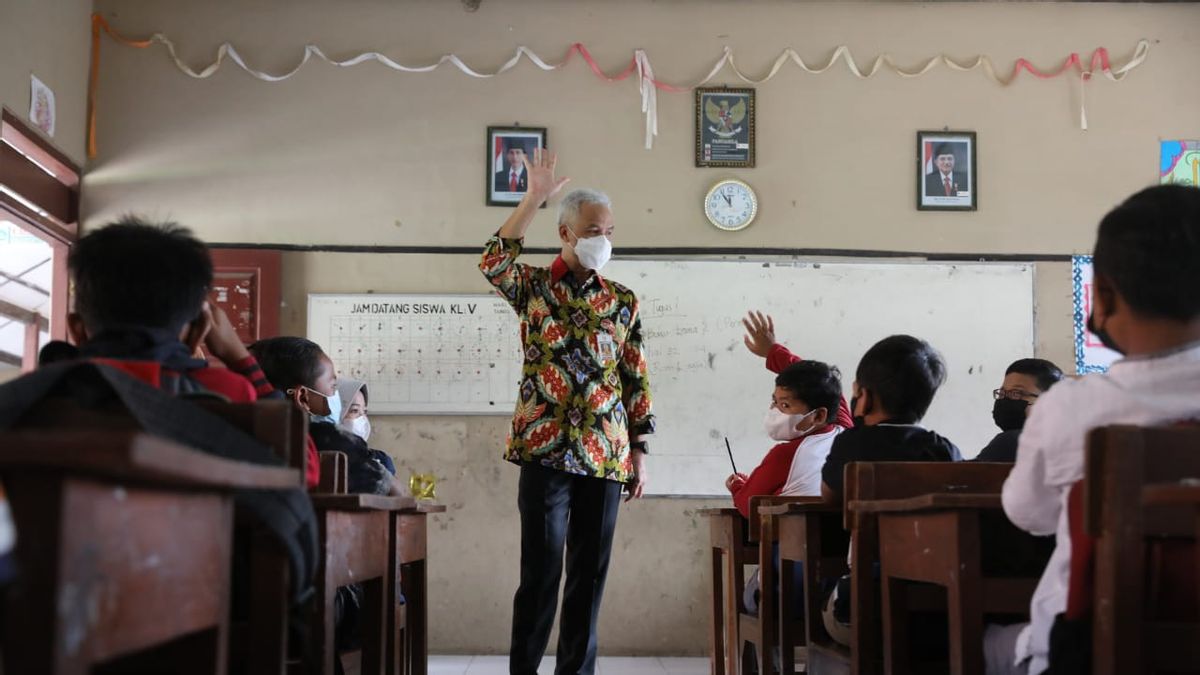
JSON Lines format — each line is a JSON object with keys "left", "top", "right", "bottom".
{"left": 992, "top": 398, "right": 1029, "bottom": 432}
{"left": 1087, "top": 312, "right": 1124, "bottom": 355}
{"left": 850, "top": 393, "right": 866, "bottom": 428}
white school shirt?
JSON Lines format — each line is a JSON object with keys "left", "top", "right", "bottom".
{"left": 780, "top": 426, "right": 842, "bottom": 496}
{"left": 1001, "top": 341, "right": 1200, "bottom": 674}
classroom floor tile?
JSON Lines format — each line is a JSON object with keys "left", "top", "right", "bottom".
{"left": 429, "top": 655, "right": 706, "bottom": 675}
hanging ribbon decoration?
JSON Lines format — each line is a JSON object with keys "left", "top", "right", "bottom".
{"left": 87, "top": 13, "right": 1149, "bottom": 157}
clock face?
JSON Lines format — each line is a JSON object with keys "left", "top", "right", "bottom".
{"left": 704, "top": 180, "right": 758, "bottom": 232}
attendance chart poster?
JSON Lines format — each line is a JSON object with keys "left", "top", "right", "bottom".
{"left": 1072, "top": 255, "right": 1121, "bottom": 374}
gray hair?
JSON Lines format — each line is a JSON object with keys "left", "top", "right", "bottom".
{"left": 557, "top": 188, "right": 612, "bottom": 228}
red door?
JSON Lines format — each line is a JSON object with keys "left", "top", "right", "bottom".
{"left": 208, "top": 249, "right": 281, "bottom": 345}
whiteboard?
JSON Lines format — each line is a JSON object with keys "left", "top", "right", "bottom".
{"left": 599, "top": 259, "right": 1034, "bottom": 495}
{"left": 307, "top": 259, "right": 1034, "bottom": 495}
{"left": 307, "top": 294, "right": 522, "bottom": 414}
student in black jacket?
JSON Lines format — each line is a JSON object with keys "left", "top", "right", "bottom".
{"left": 819, "top": 334, "right": 961, "bottom": 645}
{"left": 976, "top": 358, "right": 1064, "bottom": 462}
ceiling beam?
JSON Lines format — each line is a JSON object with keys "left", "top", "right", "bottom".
{"left": 0, "top": 298, "right": 48, "bottom": 331}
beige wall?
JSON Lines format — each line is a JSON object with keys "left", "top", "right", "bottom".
{"left": 0, "top": 0, "right": 93, "bottom": 165}
{"left": 83, "top": 0, "right": 1200, "bottom": 655}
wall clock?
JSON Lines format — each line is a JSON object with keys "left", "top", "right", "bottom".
{"left": 704, "top": 179, "right": 758, "bottom": 232}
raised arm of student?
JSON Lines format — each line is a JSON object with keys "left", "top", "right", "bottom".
{"left": 742, "top": 310, "right": 853, "bottom": 428}
{"left": 480, "top": 149, "right": 571, "bottom": 312}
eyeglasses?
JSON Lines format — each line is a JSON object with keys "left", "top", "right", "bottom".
{"left": 993, "top": 388, "right": 1039, "bottom": 401}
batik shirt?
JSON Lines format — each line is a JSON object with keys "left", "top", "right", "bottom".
{"left": 479, "top": 234, "right": 655, "bottom": 483}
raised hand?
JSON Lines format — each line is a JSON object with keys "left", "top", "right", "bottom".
{"left": 523, "top": 148, "right": 571, "bottom": 205}
{"left": 742, "top": 310, "right": 777, "bottom": 358}
{"left": 202, "top": 302, "right": 251, "bottom": 365}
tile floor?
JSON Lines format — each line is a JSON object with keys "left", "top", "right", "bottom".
{"left": 429, "top": 655, "right": 709, "bottom": 675}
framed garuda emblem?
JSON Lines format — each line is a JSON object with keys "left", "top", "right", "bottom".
{"left": 695, "top": 87, "right": 756, "bottom": 168}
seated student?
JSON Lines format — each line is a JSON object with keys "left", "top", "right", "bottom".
{"left": 993, "top": 185, "right": 1200, "bottom": 675}
{"left": 63, "top": 218, "right": 273, "bottom": 400}
{"left": 336, "top": 378, "right": 398, "bottom": 476}
{"left": 976, "top": 358, "right": 1064, "bottom": 462}
{"left": 725, "top": 360, "right": 848, "bottom": 515}
{"left": 250, "top": 337, "right": 402, "bottom": 497}
{"left": 0, "top": 217, "right": 320, "bottom": 606}
{"left": 818, "top": 334, "right": 961, "bottom": 645}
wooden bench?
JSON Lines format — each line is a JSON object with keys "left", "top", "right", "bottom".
{"left": 0, "top": 430, "right": 297, "bottom": 675}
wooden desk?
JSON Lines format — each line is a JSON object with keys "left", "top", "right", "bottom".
{"left": 391, "top": 502, "right": 446, "bottom": 675}
{"left": 699, "top": 507, "right": 752, "bottom": 675}
{"left": 858, "top": 493, "right": 1037, "bottom": 675}
{"left": 0, "top": 431, "right": 298, "bottom": 675}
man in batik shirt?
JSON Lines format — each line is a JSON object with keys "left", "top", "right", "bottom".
{"left": 479, "top": 149, "right": 654, "bottom": 675}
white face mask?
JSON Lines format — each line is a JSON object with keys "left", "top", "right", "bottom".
{"left": 348, "top": 415, "right": 372, "bottom": 443}
{"left": 763, "top": 407, "right": 818, "bottom": 441}
{"left": 569, "top": 230, "right": 613, "bottom": 271}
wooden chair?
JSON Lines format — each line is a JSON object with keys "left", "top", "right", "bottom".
{"left": 763, "top": 500, "right": 848, "bottom": 675}
{"left": 738, "top": 495, "right": 826, "bottom": 675}
{"left": 1082, "top": 425, "right": 1200, "bottom": 675}
{"left": 863, "top": 489, "right": 1042, "bottom": 675}
{"left": 0, "top": 430, "right": 297, "bottom": 675}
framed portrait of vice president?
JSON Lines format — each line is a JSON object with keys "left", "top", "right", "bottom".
{"left": 918, "top": 131, "right": 977, "bottom": 211}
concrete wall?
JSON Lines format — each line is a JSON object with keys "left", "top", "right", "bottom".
{"left": 0, "top": 0, "right": 93, "bottom": 164}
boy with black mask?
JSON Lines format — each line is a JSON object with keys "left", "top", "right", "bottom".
{"left": 976, "top": 358, "right": 1064, "bottom": 462}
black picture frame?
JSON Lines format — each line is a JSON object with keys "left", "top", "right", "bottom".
{"left": 695, "top": 88, "right": 756, "bottom": 168}
{"left": 487, "top": 126, "right": 548, "bottom": 207}
{"left": 917, "top": 130, "right": 977, "bottom": 211}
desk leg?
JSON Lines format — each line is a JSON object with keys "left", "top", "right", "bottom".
{"left": 710, "top": 545, "right": 726, "bottom": 675}
{"left": 947, "top": 513, "right": 984, "bottom": 675}
{"left": 724, "top": 546, "right": 742, "bottom": 675}
{"left": 881, "top": 574, "right": 910, "bottom": 675}
{"left": 401, "top": 559, "right": 428, "bottom": 675}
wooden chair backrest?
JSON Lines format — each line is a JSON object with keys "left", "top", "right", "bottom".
{"left": 191, "top": 399, "right": 306, "bottom": 471}
{"left": 1083, "top": 424, "right": 1200, "bottom": 675}
{"left": 844, "top": 461, "right": 1012, "bottom": 529}
{"left": 748, "top": 495, "right": 825, "bottom": 542}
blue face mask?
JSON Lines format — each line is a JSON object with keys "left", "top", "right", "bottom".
{"left": 299, "top": 387, "right": 342, "bottom": 425}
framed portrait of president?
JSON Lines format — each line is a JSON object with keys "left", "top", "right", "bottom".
{"left": 917, "top": 131, "right": 977, "bottom": 211}
{"left": 487, "top": 126, "right": 547, "bottom": 207}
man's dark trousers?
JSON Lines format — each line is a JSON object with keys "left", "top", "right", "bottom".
{"left": 509, "top": 462, "right": 622, "bottom": 675}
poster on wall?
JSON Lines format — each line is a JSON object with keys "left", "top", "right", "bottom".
{"left": 918, "top": 131, "right": 976, "bottom": 211}
{"left": 695, "top": 87, "right": 756, "bottom": 168}
{"left": 1072, "top": 255, "right": 1121, "bottom": 374}
{"left": 1160, "top": 140, "right": 1200, "bottom": 186}
{"left": 29, "top": 75, "right": 55, "bottom": 137}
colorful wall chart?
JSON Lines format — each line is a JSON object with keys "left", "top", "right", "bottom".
{"left": 1072, "top": 255, "right": 1121, "bottom": 374}
{"left": 1160, "top": 141, "right": 1200, "bottom": 186}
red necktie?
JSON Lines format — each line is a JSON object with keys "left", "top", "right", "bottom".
{"left": 943, "top": 176, "right": 953, "bottom": 196}
{"left": 509, "top": 171, "right": 518, "bottom": 192}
